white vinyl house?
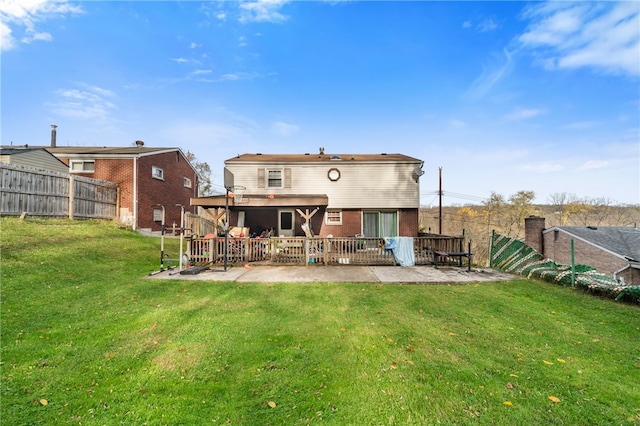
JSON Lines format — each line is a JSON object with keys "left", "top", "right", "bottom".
{"left": 191, "top": 149, "right": 425, "bottom": 238}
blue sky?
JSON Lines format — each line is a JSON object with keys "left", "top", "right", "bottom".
{"left": 2, "top": 0, "right": 639, "bottom": 206}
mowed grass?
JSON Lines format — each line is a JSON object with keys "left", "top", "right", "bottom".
{"left": 1, "top": 218, "right": 639, "bottom": 425}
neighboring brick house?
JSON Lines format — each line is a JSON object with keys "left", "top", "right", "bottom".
{"left": 525, "top": 216, "right": 640, "bottom": 285}
{"left": 44, "top": 142, "right": 199, "bottom": 231}
{"left": 191, "top": 149, "right": 424, "bottom": 238}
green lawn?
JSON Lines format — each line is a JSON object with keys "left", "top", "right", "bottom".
{"left": 1, "top": 218, "right": 639, "bottom": 425}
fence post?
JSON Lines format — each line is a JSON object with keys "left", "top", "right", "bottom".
{"left": 489, "top": 230, "right": 495, "bottom": 268}
{"left": 68, "top": 174, "right": 75, "bottom": 220}
{"left": 571, "top": 239, "right": 576, "bottom": 288}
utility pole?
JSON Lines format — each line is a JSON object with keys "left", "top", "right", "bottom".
{"left": 438, "top": 167, "right": 443, "bottom": 235}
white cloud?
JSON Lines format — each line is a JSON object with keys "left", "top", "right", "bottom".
{"left": 22, "top": 30, "right": 51, "bottom": 43}
{"left": 562, "top": 120, "right": 599, "bottom": 130}
{"left": 0, "top": 0, "right": 83, "bottom": 51}
{"left": 271, "top": 121, "right": 299, "bottom": 136}
{"left": 477, "top": 18, "right": 498, "bottom": 32}
{"left": 520, "top": 163, "right": 563, "bottom": 173}
{"left": 462, "top": 20, "right": 472, "bottom": 29}
{"left": 518, "top": 1, "right": 640, "bottom": 76}
{"left": 239, "top": 0, "right": 289, "bottom": 24}
{"left": 190, "top": 69, "right": 212, "bottom": 76}
{"left": 577, "top": 160, "right": 609, "bottom": 171}
{"left": 465, "top": 48, "right": 514, "bottom": 100}
{"left": 219, "top": 72, "right": 257, "bottom": 81}
{"left": 448, "top": 119, "right": 466, "bottom": 128}
{"left": 49, "top": 84, "right": 116, "bottom": 121}
{"left": 505, "top": 107, "right": 544, "bottom": 121}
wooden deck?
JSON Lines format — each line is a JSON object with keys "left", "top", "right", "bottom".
{"left": 187, "top": 235, "right": 470, "bottom": 267}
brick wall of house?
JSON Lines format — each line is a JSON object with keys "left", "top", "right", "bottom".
{"left": 617, "top": 267, "right": 639, "bottom": 285}
{"left": 137, "top": 152, "right": 199, "bottom": 231}
{"left": 543, "top": 231, "right": 627, "bottom": 277}
{"left": 399, "top": 209, "right": 419, "bottom": 237}
{"left": 59, "top": 157, "right": 135, "bottom": 218}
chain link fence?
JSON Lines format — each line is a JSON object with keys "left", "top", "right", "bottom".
{"left": 490, "top": 231, "right": 639, "bottom": 305}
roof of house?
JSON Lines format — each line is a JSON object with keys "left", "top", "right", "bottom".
{"left": 545, "top": 226, "right": 640, "bottom": 261}
{"left": 1, "top": 147, "right": 56, "bottom": 156}
{"left": 0, "top": 146, "right": 70, "bottom": 167}
{"left": 44, "top": 146, "right": 180, "bottom": 156}
{"left": 226, "top": 153, "right": 422, "bottom": 164}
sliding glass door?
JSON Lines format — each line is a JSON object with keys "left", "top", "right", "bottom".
{"left": 363, "top": 211, "right": 397, "bottom": 238}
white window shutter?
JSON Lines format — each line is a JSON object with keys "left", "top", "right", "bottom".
{"left": 284, "top": 168, "right": 292, "bottom": 188}
{"left": 257, "top": 168, "right": 265, "bottom": 188}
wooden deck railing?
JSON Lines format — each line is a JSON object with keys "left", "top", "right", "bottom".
{"left": 188, "top": 235, "right": 468, "bottom": 267}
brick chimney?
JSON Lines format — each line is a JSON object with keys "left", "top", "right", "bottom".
{"left": 50, "top": 125, "right": 57, "bottom": 147}
{"left": 524, "top": 216, "right": 546, "bottom": 254}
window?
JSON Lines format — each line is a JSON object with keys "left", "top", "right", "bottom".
{"left": 258, "top": 167, "right": 291, "bottom": 188}
{"left": 363, "top": 211, "right": 397, "bottom": 238}
{"left": 70, "top": 160, "right": 95, "bottom": 173}
{"left": 267, "top": 169, "right": 282, "bottom": 188}
{"left": 184, "top": 177, "right": 192, "bottom": 188}
{"left": 152, "top": 166, "right": 164, "bottom": 180}
{"left": 325, "top": 210, "right": 342, "bottom": 225}
{"left": 153, "top": 209, "right": 163, "bottom": 222}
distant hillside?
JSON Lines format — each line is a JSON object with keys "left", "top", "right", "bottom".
{"left": 419, "top": 204, "right": 640, "bottom": 266}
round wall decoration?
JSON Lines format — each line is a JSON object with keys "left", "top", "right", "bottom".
{"left": 327, "top": 168, "right": 341, "bottom": 181}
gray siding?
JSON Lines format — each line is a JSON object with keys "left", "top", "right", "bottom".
{"left": 1, "top": 150, "right": 69, "bottom": 174}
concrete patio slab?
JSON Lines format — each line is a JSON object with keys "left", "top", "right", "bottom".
{"left": 147, "top": 265, "right": 515, "bottom": 284}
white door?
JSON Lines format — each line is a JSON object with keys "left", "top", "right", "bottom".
{"left": 278, "top": 209, "right": 295, "bottom": 237}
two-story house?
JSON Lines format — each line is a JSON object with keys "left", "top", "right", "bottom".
{"left": 191, "top": 149, "right": 424, "bottom": 238}
{"left": 44, "top": 141, "right": 199, "bottom": 231}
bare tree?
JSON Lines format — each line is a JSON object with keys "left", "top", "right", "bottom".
{"left": 548, "top": 192, "right": 580, "bottom": 225}
{"left": 185, "top": 151, "right": 214, "bottom": 196}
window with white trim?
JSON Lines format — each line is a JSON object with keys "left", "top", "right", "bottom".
{"left": 325, "top": 209, "right": 342, "bottom": 225}
{"left": 184, "top": 177, "right": 192, "bottom": 188}
{"left": 363, "top": 210, "right": 398, "bottom": 238}
{"left": 267, "top": 169, "right": 282, "bottom": 188}
{"left": 152, "top": 166, "right": 164, "bottom": 180}
{"left": 70, "top": 160, "right": 95, "bottom": 173}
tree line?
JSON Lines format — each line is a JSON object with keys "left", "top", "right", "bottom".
{"left": 419, "top": 191, "right": 640, "bottom": 266}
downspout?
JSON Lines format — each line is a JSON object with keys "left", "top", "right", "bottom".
{"left": 133, "top": 156, "right": 138, "bottom": 230}
{"left": 613, "top": 264, "right": 630, "bottom": 283}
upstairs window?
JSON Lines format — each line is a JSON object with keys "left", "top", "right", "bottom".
{"left": 184, "top": 177, "right": 192, "bottom": 188}
{"left": 267, "top": 169, "right": 282, "bottom": 188}
{"left": 258, "top": 167, "right": 291, "bottom": 188}
{"left": 152, "top": 166, "right": 164, "bottom": 180}
{"left": 70, "top": 160, "right": 95, "bottom": 173}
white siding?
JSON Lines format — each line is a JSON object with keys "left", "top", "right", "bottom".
{"left": 227, "top": 161, "right": 420, "bottom": 209}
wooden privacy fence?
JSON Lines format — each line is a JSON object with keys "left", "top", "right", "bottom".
{"left": 188, "top": 235, "right": 468, "bottom": 267}
{"left": 184, "top": 212, "right": 217, "bottom": 238}
{"left": 0, "top": 163, "right": 118, "bottom": 219}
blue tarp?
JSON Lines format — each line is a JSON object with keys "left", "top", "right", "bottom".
{"left": 384, "top": 237, "right": 415, "bottom": 267}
